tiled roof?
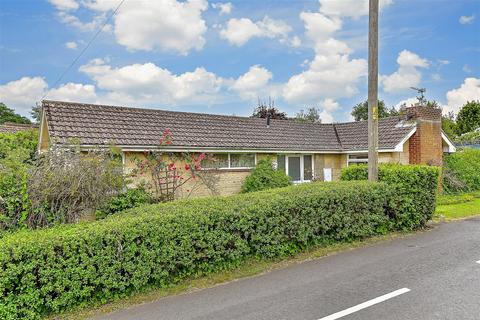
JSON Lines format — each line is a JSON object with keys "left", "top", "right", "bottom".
{"left": 335, "top": 116, "right": 415, "bottom": 151}
{"left": 42, "top": 100, "right": 415, "bottom": 152}
{"left": 0, "top": 122, "right": 38, "bottom": 133}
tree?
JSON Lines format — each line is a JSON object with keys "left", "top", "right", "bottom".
{"left": 295, "top": 107, "right": 321, "bottom": 123}
{"left": 441, "top": 111, "right": 458, "bottom": 138}
{"left": 351, "top": 100, "right": 398, "bottom": 121}
{"left": 251, "top": 97, "right": 288, "bottom": 120}
{"left": 30, "top": 105, "right": 41, "bottom": 123}
{"left": 456, "top": 101, "right": 480, "bottom": 135}
{"left": 0, "top": 103, "right": 31, "bottom": 124}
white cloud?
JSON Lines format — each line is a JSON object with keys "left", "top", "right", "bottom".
{"left": 318, "top": 98, "right": 340, "bottom": 123}
{"left": 459, "top": 15, "right": 475, "bottom": 25}
{"left": 0, "top": 77, "right": 47, "bottom": 115}
{"left": 65, "top": 41, "right": 78, "bottom": 49}
{"left": 51, "top": 0, "right": 208, "bottom": 54}
{"left": 282, "top": 4, "right": 369, "bottom": 106}
{"left": 212, "top": 2, "right": 232, "bottom": 15}
{"left": 112, "top": 0, "right": 208, "bottom": 54}
{"left": 318, "top": 0, "right": 393, "bottom": 19}
{"left": 0, "top": 77, "right": 97, "bottom": 116}
{"left": 230, "top": 65, "right": 280, "bottom": 100}
{"left": 47, "top": 83, "right": 97, "bottom": 102}
{"left": 380, "top": 50, "right": 429, "bottom": 93}
{"left": 57, "top": 10, "right": 110, "bottom": 32}
{"left": 300, "top": 11, "right": 342, "bottom": 41}
{"left": 48, "top": 0, "right": 79, "bottom": 11}
{"left": 79, "top": 59, "right": 223, "bottom": 105}
{"left": 219, "top": 16, "right": 299, "bottom": 47}
{"left": 320, "top": 98, "right": 339, "bottom": 111}
{"left": 394, "top": 97, "right": 418, "bottom": 110}
{"left": 446, "top": 77, "right": 480, "bottom": 114}
{"left": 283, "top": 10, "right": 366, "bottom": 105}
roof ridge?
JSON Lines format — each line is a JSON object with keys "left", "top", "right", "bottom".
{"left": 41, "top": 100, "right": 335, "bottom": 126}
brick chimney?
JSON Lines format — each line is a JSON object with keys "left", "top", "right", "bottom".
{"left": 407, "top": 105, "right": 443, "bottom": 166}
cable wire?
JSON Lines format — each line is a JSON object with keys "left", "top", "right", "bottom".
{"left": 41, "top": 0, "right": 126, "bottom": 101}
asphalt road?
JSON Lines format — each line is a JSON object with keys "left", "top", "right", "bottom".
{"left": 94, "top": 217, "right": 480, "bottom": 320}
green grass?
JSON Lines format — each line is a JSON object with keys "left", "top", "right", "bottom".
{"left": 435, "top": 191, "right": 480, "bottom": 220}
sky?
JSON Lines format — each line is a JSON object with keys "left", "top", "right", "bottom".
{"left": 0, "top": 0, "right": 479, "bottom": 122}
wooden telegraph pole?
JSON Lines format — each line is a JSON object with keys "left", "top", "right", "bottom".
{"left": 368, "top": 0, "right": 379, "bottom": 181}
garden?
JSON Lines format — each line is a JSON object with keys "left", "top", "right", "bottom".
{"left": 1, "top": 128, "right": 480, "bottom": 319}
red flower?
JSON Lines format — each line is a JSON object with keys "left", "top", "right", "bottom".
{"left": 184, "top": 164, "right": 191, "bottom": 171}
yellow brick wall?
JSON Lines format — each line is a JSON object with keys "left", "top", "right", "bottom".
{"left": 313, "top": 154, "right": 347, "bottom": 181}
{"left": 123, "top": 151, "right": 253, "bottom": 199}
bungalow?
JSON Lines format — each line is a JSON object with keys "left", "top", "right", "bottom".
{"left": 38, "top": 100, "right": 455, "bottom": 197}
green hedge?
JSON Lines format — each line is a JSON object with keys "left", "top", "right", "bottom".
{"left": 443, "top": 148, "right": 480, "bottom": 193}
{"left": 341, "top": 164, "right": 440, "bottom": 230}
{"left": 1, "top": 181, "right": 395, "bottom": 319}
{"left": 241, "top": 159, "right": 291, "bottom": 193}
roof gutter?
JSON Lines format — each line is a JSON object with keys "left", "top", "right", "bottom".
{"left": 55, "top": 144, "right": 401, "bottom": 154}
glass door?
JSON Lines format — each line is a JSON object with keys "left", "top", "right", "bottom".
{"left": 287, "top": 156, "right": 301, "bottom": 182}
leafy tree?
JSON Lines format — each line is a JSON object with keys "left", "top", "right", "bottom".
{"left": 442, "top": 111, "right": 458, "bottom": 138}
{"left": 456, "top": 101, "right": 480, "bottom": 135}
{"left": 351, "top": 100, "right": 398, "bottom": 121}
{"left": 295, "top": 107, "right": 321, "bottom": 123}
{"left": 251, "top": 97, "right": 288, "bottom": 120}
{"left": 0, "top": 102, "right": 31, "bottom": 124}
{"left": 30, "top": 105, "right": 41, "bottom": 123}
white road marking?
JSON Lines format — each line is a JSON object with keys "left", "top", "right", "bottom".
{"left": 476, "top": 260, "right": 480, "bottom": 264}
{"left": 317, "top": 288, "right": 411, "bottom": 320}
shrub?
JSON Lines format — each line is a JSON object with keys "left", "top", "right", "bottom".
{"left": 0, "top": 130, "right": 37, "bottom": 231}
{"left": 443, "top": 148, "right": 480, "bottom": 193}
{"left": 241, "top": 159, "right": 291, "bottom": 193}
{"left": 341, "top": 164, "right": 440, "bottom": 230}
{"left": 26, "top": 146, "right": 124, "bottom": 228}
{"left": 96, "top": 187, "right": 152, "bottom": 219}
{"left": 0, "top": 181, "right": 393, "bottom": 319}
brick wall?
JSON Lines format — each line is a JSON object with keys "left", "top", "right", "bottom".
{"left": 407, "top": 105, "right": 443, "bottom": 166}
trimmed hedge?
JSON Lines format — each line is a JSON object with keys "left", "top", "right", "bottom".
{"left": 341, "top": 164, "right": 440, "bottom": 230}
{"left": 1, "top": 181, "right": 394, "bottom": 319}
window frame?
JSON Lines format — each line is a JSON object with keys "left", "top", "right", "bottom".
{"left": 281, "top": 154, "right": 314, "bottom": 183}
{"left": 202, "top": 153, "right": 257, "bottom": 170}
{"left": 347, "top": 153, "right": 369, "bottom": 166}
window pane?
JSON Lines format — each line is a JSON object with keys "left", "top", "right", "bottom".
{"left": 230, "top": 154, "right": 255, "bottom": 168}
{"left": 277, "top": 155, "right": 285, "bottom": 171}
{"left": 349, "top": 154, "right": 368, "bottom": 160}
{"left": 288, "top": 156, "right": 301, "bottom": 181}
{"left": 202, "top": 154, "right": 229, "bottom": 168}
{"left": 303, "top": 155, "right": 312, "bottom": 180}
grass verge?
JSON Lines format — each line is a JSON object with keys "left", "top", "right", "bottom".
{"left": 47, "top": 231, "right": 419, "bottom": 320}
{"left": 435, "top": 191, "right": 480, "bottom": 221}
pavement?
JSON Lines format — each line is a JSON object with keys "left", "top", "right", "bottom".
{"left": 93, "top": 217, "right": 480, "bottom": 320}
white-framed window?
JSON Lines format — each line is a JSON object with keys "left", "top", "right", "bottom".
{"left": 277, "top": 154, "right": 314, "bottom": 183}
{"left": 202, "top": 153, "right": 256, "bottom": 169}
{"left": 347, "top": 154, "right": 368, "bottom": 166}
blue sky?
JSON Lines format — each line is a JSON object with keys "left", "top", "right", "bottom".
{"left": 0, "top": 0, "right": 479, "bottom": 122}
